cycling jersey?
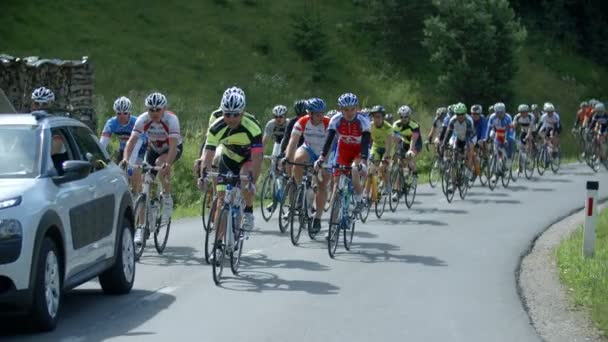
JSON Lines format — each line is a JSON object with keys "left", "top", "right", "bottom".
{"left": 205, "top": 114, "right": 263, "bottom": 164}
{"left": 486, "top": 113, "right": 515, "bottom": 143}
{"left": 208, "top": 108, "right": 260, "bottom": 129}
{"left": 371, "top": 121, "right": 396, "bottom": 149}
{"left": 393, "top": 119, "right": 421, "bottom": 145}
{"left": 133, "top": 111, "right": 182, "bottom": 153}
{"left": 280, "top": 114, "right": 306, "bottom": 156}
{"left": 263, "top": 118, "right": 288, "bottom": 144}
{"left": 445, "top": 115, "right": 474, "bottom": 142}
{"left": 591, "top": 113, "right": 608, "bottom": 134}
{"left": 538, "top": 112, "right": 561, "bottom": 133}
{"left": 471, "top": 115, "right": 488, "bottom": 142}
{"left": 321, "top": 112, "right": 371, "bottom": 166}
{"left": 513, "top": 113, "right": 535, "bottom": 134}
{"left": 100, "top": 115, "right": 147, "bottom": 162}
{"left": 291, "top": 115, "right": 330, "bottom": 158}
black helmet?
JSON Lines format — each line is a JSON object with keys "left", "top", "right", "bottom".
{"left": 294, "top": 99, "right": 307, "bottom": 116}
{"left": 370, "top": 105, "right": 385, "bottom": 114}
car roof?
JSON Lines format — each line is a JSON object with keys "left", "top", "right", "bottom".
{"left": 0, "top": 112, "right": 90, "bottom": 130}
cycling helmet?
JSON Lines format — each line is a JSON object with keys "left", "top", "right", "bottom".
{"left": 470, "top": 104, "right": 482, "bottom": 114}
{"left": 326, "top": 109, "right": 338, "bottom": 118}
{"left": 517, "top": 104, "right": 529, "bottom": 113}
{"left": 294, "top": 99, "right": 308, "bottom": 115}
{"left": 31, "top": 86, "right": 55, "bottom": 104}
{"left": 436, "top": 107, "right": 447, "bottom": 116}
{"left": 113, "top": 96, "right": 132, "bottom": 113}
{"left": 530, "top": 104, "right": 539, "bottom": 111}
{"left": 398, "top": 105, "right": 412, "bottom": 118}
{"left": 494, "top": 102, "right": 506, "bottom": 114}
{"left": 145, "top": 92, "right": 167, "bottom": 109}
{"left": 580, "top": 101, "right": 589, "bottom": 108}
{"left": 488, "top": 105, "right": 495, "bottom": 114}
{"left": 595, "top": 102, "right": 605, "bottom": 112}
{"left": 220, "top": 91, "right": 246, "bottom": 114}
{"left": 306, "top": 97, "right": 326, "bottom": 112}
{"left": 370, "top": 105, "right": 385, "bottom": 114}
{"left": 589, "top": 99, "right": 598, "bottom": 107}
{"left": 543, "top": 102, "right": 555, "bottom": 112}
{"left": 272, "top": 104, "right": 288, "bottom": 117}
{"left": 337, "top": 92, "right": 358, "bottom": 108}
{"left": 454, "top": 102, "right": 467, "bottom": 115}
{"left": 223, "top": 86, "right": 246, "bottom": 101}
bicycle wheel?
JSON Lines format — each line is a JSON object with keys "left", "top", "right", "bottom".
{"left": 204, "top": 198, "right": 217, "bottom": 264}
{"left": 524, "top": 151, "right": 535, "bottom": 180}
{"left": 327, "top": 192, "right": 342, "bottom": 258}
{"left": 201, "top": 187, "right": 211, "bottom": 231}
{"left": 389, "top": 167, "right": 401, "bottom": 212}
{"left": 153, "top": 195, "right": 171, "bottom": 254}
{"left": 212, "top": 209, "right": 228, "bottom": 285}
{"left": 278, "top": 179, "right": 295, "bottom": 233}
{"left": 537, "top": 148, "right": 547, "bottom": 175}
{"left": 133, "top": 195, "right": 148, "bottom": 261}
{"left": 404, "top": 172, "right": 417, "bottom": 209}
{"left": 511, "top": 151, "right": 520, "bottom": 183}
{"left": 458, "top": 164, "right": 468, "bottom": 200}
{"left": 359, "top": 195, "right": 371, "bottom": 223}
{"left": 324, "top": 176, "right": 333, "bottom": 212}
{"left": 375, "top": 180, "right": 387, "bottom": 219}
{"left": 259, "top": 173, "right": 275, "bottom": 222}
{"left": 501, "top": 158, "right": 511, "bottom": 188}
{"left": 444, "top": 164, "right": 456, "bottom": 203}
{"left": 478, "top": 157, "right": 488, "bottom": 186}
{"left": 429, "top": 158, "right": 441, "bottom": 188}
{"left": 344, "top": 212, "right": 355, "bottom": 251}
{"left": 488, "top": 155, "right": 497, "bottom": 191}
{"left": 290, "top": 184, "right": 305, "bottom": 246}
{"left": 230, "top": 214, "right": 244, "bottom": 275}
{"left": 550, "top": 148, "right": 561, "bottom": 173}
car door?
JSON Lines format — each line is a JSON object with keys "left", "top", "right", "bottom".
{"left": 69, "top": 125, "right": 121, "bottom": 260}
{"left": 47, "top": 127, "right": 97, "bottom": 280}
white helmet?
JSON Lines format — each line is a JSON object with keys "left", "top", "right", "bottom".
{"left": 220, "top": 91, "right": 246, "bottom": 114}
{"left": 145, "top": 92, "right": 167, "bottom": 109}
{"left": 494, "top": 102, "right": 506, "bottom": 113}
{"left": 113, "top": 96, "right": 132, "bottom": 113}
{"left": 31, "top": 87, "right": 55, "bottom": 104}
{"left": 272, "top": 105, "right": 288, "bottom": 117}
{"left": 326, "top": 109, "right": 338, "bottom": 118}
{"left": 543, "top": 102, "right": 555, "bottom": 112}
{"left": 517, "top": 104, "right": 529, "bottom": 112}
{"left": 223, "top": 86, "right": 246, "bottom": 102}
{"left": 595, "top": 102, "right": 605, "bottom": 112}
{"left": 398, "top": 105, "right": 412, "bottom": 118}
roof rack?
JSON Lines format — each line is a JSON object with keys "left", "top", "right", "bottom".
{"left": 31, "top": 110, "right": 54, "bottom": 121}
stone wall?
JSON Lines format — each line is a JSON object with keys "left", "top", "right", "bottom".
{"left": 0, "top": 54, "right": 97, "bottom": 131}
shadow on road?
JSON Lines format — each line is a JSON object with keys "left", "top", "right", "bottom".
{"left": 533, "top": 177, "right": 572, "bottom": 183}
{"left": 218, "top": 270, "right": 340, "bottom": 295}
{"left": 467, "top": 198, "right": 521, "bottom": 205}
{"left": 412, "top": 206, "right": 468, "bottom": 215}
{"left": 467, "top": 191, "right": 510, "bottom": 197}
{"left": 415, "top": 192, "right": 436, "bottom": 197}
{"left": 138, "top": 246, "right": 204, "bottom": 267}
{"left": 0, "top": 289, "right": 175, "bottom": 341}
{"left": 506, "top": 185, "right": 528, "bottom": 191}
{"left": 334, "top": 242, "right": 447, "bottom": 266}
{"left": 531, "top": 187, "right": 554, "bottom": 192}
{"left": 242, "top": 253, "right": 330, "bottom": 272}
{"left": 380, "top": 217, "right": 448, "bottom": 226}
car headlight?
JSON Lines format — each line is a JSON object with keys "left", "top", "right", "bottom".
{"left": 0, "top": 219, "right": 22, "bottom": 240}
{"left": 0, "top": 196, "right": 21, "bottom": 210}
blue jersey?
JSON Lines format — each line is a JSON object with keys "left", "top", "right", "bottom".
{"left": 102, "top": 115, "right": 147, "bottom": 151}
{"left": 472, "top": 115, "right": 488, "bottom": 141}
{"left": 486, "top": 113, "right": 515, "bottom": 142}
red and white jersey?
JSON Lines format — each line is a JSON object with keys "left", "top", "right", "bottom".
{"left": 292, "top": 115, "right": 330, "bottom": 156}
{"left": 329, "top": 112, "right": 371, "bottom": 150}
{"left": 133, "top": 111, "right": 182, "bottom": 152}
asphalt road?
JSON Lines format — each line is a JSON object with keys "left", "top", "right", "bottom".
{"left": 2, "top": 163, "right": 607, "bottom": 342}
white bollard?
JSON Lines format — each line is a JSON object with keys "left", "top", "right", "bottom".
{"left": 583, "top": 181, "right": 599, "bottom": 258}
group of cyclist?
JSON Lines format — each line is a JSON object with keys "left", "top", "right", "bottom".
{"left": 574, "top": 99, "right": 608, "bottom": 162}
{"left": 28, "top": 84, "right": 607, "bottom": 253}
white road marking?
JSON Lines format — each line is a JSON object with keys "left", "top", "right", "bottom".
{"left": 142, "top": 286, "right": 179, "bottom": 302}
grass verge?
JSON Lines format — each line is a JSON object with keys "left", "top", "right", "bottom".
{"left": 556, "top": 207, "right": 608, "bottom": 336}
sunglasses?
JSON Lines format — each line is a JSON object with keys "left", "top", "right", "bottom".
{"left": 274, "top": 115, "right": 285, "bottom": 119}
{"left": 223, "top": 112, "right": 241, "bottom": 118}
{"left": 116, "top": 112, "right": 130, "bottom": 116}
{"left": 148, "top": 107, "right": 162, "bottom": 113}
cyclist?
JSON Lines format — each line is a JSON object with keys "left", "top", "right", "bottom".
{"left": 263, "top": 105, "right": 288, "bottom": 157}
{"left": 512, "top": 104, "right": 536, "bottom": 160}
{"left": 574, "top": 101, "right": 589, "bottom": 131}
{"left": 470, "top": 104, "right": 487, "bottom": 178}
{"left": 427, "top": 107, "right": 448, "bottom": 151}
{"left": 283, "top": 97, "right": 331, "bottom": 232}
{"left": 316, "top": 92, "right": 371, "bottom": 214}
{"left": 122, "top": 92, "right": 183, "bottom": 245}
{"left": 392, "top": 105, "right": 422, "bottom": 182}
{"left": 197, "top": 89, "right": 263, "bottom": 235}
{"left": 385, "top": 113, "right": 394, "bottom": 124}
{"left": 486, "top": 102, "right": 515, "bottom": 180}
{"left": 589, "top": 102, "right": 608, "bottom": 160}
{"left": 100, "top": 96, "right": 147, "bottom": 193}
{"left": 442, "top": 103, "right": 475, "bottom": 177}
{"left": 279, "top": 99, "right": 309, "bottom": 174}
{"left": 366, "top": 105, "right": 395, "bottom": 196}
{"left": 537, "top": 102, "right": 561, "bottom": 157}
{"left": 326, "top": 109, "right": 338, "bottom": 119}
{"left": 30, "top": 87, "right": 55, "bottom": 111}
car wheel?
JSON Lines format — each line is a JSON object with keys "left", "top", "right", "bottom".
{"left": 30, "top": 237, "right": 61, "bottom": 332}
{"left": 99, "top": 216, "right": 135, "bottom": 294}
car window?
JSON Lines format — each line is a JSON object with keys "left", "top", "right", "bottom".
{"left": 0, "top": 125, "right": 40, "bottom": 178}
{"left": 50, "top": 128, "right": 78, "bottom": 176}
{"left": 69, "top": 126, "right": 111, "bottom": 172}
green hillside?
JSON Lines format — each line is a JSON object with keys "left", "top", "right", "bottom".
{"left": 2, "top": 0, "right": 607, "bottom": 215}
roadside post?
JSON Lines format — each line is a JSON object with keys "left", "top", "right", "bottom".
{"left": 583, "top": 181, "right": 598, "bottom": 258}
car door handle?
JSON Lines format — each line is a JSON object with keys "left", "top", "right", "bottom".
{"left": 88, "top": 185, "right": 96, "bottom": 192}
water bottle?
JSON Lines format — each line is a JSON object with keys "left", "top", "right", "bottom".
{"left": 148, "top": 200, "right": 158, "bottom": 226}
{"left": 306, "top": 187, "right": 314, "bottom": 218}
{"left": 127, "top": 167, "right": 133, "bottom": 177}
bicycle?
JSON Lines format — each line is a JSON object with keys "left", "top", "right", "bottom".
{"left": 259, "top": 155, "right": 288, "bottom": 226}
{"left": 487, "top": 141, "right": 511, "bottom": 190}
{"left": 536, "top": 133, "right": 561, "bottom": 175}
{"left": 327, "top": 165, "right": 359, "bottom": 258}
{"left": 199, "top": 174, "right": 217, "bottom": 264}
{"left": 129, "top": 161, "right": 172, "bottom": 261}
{"left": 365, "top": 159, "right": 390, "bottom": 219}
{"left": 203, "top": 171, "right": 253, "bottom": 285}
{"left": 426, "top": 141, "right": 444, "bottom": 188}
{"left": 442, "top": 144, "right": 469, "bottom": 202}
{"left": 285, "top": 161, "right": 322, "bottom": 245}
{"left": 389, "top": 153, "right": 418, "bottom": 211}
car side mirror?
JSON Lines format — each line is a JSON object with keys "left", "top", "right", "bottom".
{"left": 53, "top": 160, "right": 91, "bottom": 185}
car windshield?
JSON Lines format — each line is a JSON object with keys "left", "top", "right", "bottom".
{"left": 0, "top": 125, "right": 40, "bottom": 178}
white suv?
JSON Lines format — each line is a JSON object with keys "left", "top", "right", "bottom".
{"left": 0, "top": 111, "right": 136, "bottom": 331}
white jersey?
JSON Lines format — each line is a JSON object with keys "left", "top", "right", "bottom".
{"left": 133, "top": 111, "right": 182, "bottom": 153}
{"left": 513, "top": 113, "right": 535, "bottom": 134}
{"left": 538, "top": 112, "right": 561, "bottom": 131}
{"left": 447, "top": 115, "right": 474, "bottom": 141}
{"left": 292, "top": 115, "right": 330, "bottom": 156}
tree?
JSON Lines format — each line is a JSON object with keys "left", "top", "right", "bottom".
{"left": 423, "top": 0, "right": 526, "bottom": 105}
